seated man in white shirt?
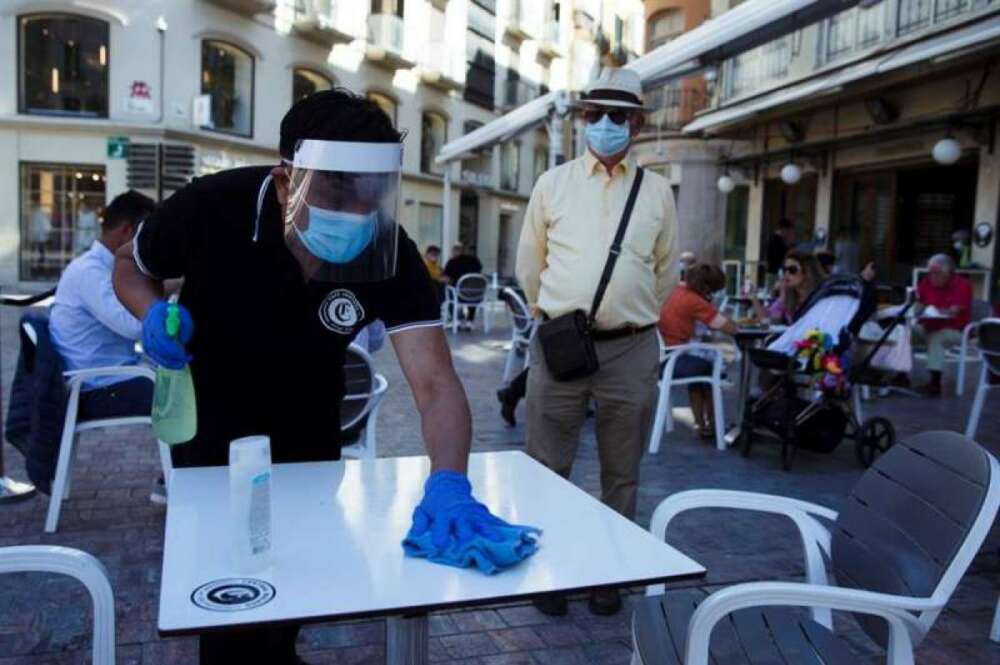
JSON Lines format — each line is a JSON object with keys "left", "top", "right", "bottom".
{"left": 50, "top": 191, "right": 156, "bottom": 422}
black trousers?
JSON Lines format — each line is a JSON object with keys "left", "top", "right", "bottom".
{"left": 78, "top": 377, "right": 153, "bottom": 420}
{"left": 199, "top": 624, "right": 301, "bottom": 664}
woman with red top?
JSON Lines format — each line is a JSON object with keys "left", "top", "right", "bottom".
{"left": 657, "top": 264, "right": 737, "bottom": 439}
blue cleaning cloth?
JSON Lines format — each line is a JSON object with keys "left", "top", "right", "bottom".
{"left": 402, "top": 471, "right": 542, "bottom": 574}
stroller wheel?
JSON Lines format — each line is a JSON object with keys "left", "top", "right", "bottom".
{"left": 855, "top": 417, "right": 895, "bottom": 468}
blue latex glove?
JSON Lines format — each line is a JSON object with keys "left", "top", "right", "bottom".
{"left": 142, "top": 299, "right": 194, "bottom": 369}
{"left": 402, "top": 471, "right": 541, "bottom": 574}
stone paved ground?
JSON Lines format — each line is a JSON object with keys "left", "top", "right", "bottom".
{"left": 0, "top": 306, "right": 997, "bottom": 664}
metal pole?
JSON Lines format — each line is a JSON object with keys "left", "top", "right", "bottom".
{"left": 442, "top": 165, "right": 452, "bottom": 249}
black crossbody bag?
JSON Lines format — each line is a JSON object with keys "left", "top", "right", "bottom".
{"left": 536, "top": 167, "right": 644, "bottom": 382}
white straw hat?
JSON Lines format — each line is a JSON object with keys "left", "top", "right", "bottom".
{"left": 581, "top": 68, "right": 645, "bottom": 109}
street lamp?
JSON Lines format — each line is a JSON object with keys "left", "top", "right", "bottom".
{"left": 780, "top": 162, "right": 802, "bottom": 185}
{"left": 932, "top": 136, "right": 962, "bottom": 165}
{"left": 717, "top": 174, "right": 736, "bottom": 193}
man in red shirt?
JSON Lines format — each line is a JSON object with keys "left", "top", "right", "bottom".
{"left": 914, "top": 254, "right": 973, "bottom": 396}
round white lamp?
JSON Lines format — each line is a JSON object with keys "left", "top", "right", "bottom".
{"left": 780, "top": 162, "right": 802, "bottom": 185}
{"left": 932, "top": 137, "right": 961, "bottom": 165}
{"left": 717, "top": 174, "right": 736, "bottom": 193}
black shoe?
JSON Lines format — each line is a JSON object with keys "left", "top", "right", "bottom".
{"left": 497, "top": 388, "right": 517, "bottom": 427}
{"left": 587, "top": 587, "right": 622, "bottom": 616}
{"left": 532, "top": 593, "right": 568, "bottom": 616}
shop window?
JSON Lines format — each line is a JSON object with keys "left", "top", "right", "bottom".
{"left": 292, "top": 68, "right": 332, "bottom": 104}
{"left": 19, "top": 13, "right": 109, "bottom": 117}
{"left": 367, "top": 90, "right": 398, "bottom": 126}
{"left": 647, "top": 8, "right": 683, "bottom": 51}
{"left": 500, "top": 141, "right": 520, "bottom": 192}
{"left": 20, "top": 162, "right": 106, "bottom": 281}
{"left": 421, "top": 111, "right": 448, "bottom": 175}
{"left": 201, "top": 40, "right": 254, "bottom": 137}
{"left": 533, "top": 146, "right": 548, "bottom": 183}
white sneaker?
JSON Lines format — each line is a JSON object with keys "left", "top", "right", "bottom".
{"left": 149, "top": 475, "right": 167, "bottom": 505}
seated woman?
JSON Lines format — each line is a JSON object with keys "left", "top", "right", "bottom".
{"left": 751, "top": 249, "right": 823, "bottom": 325}
{"left": 657, "top": 264, "right": 737, "bottom": 439}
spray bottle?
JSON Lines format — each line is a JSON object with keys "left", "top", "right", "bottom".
{"left": 151, "top": 295, "right": 197, "bottom": 445}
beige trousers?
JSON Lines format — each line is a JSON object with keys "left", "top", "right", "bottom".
{"left": 525, "top": 328, "right": 659, "bottom": 520}
{"left": 914, "top": 326, "right": 963, "bottom": 371}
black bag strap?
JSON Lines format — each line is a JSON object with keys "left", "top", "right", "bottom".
{"left": 588, "top": 167, "right": 644, "bottom": 323}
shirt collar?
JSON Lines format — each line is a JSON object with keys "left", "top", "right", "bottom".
{"left": 584, "top": 149, "right": 635, "bottom": 179}
{"left": 90, "top": 240, "right": 114, "bottom": 266}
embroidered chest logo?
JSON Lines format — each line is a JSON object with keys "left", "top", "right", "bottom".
{"left": 319, "top": 289, "right": 365, "bottom": 334}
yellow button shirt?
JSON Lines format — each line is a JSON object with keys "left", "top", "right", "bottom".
{"left": 515, "top": 150, "right": 678, "bottom": 330}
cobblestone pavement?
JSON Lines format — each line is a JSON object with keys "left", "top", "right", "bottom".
{"left": 0, "top": 307, "right": 997, "bottom": 664}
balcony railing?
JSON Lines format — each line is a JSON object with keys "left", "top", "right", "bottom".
{"left": 644, "top": 85, "right": 709, "bottom": 132}
{"left": 505, "top": 0, "right": 535, "bottom": 39}
{"left": 721, "top": 0, "right": 997, "bottom": 101}
{"left": 421, "top": 42, "right": 463, "bottom": 86}
{"left": 367, "top": 13, "right": 404, "bottom": 55}
{"left": 503, "top": 78, "right": 538, "bottom": 109}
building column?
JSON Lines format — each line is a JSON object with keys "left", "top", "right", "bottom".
{"left": 745, "top": 176, "right": 766, "bottom": 281}
{"left": 813, "top": 154, "right": 834, "bottom": 247}
{"left": 442, "top": 165, "right": 452, "bottom": 250}
{"left": 675, "top": 157, "right": 724, "bottom": 264}
{"left": 972, "top": 127, "right": 999, "bottom": 288}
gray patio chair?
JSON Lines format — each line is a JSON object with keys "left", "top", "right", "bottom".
{"left": 339, "top": 343, "right": 388, "bottom": 459}
{"left": 632, "top": 430, "right": 999, "bottom": 665}
{"left": 444, "top": 273, "right": 492, "bottom": 334}
{"left": 965, "top": 318, "right": 1000, "bottom": 439}
{"left": 951, "top": 299, "right": 994, "bottom": 396}
{"left": 0, "top": 546, "right": 115, "bottom": 665}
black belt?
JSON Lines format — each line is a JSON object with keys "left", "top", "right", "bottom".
{"left": 590, "top": 324, "right": 655, "bottom": 341}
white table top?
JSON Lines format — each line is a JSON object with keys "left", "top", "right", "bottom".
{"left": 158, "top": 451, "right": 704, "bottom": 635}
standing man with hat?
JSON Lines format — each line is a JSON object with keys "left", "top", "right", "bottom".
{"left": 516, "top": 68, "right": 678, "bottom": 616}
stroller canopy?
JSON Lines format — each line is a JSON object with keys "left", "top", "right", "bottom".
{"left": 768, "top": 274, "right": 877, "bottom": 355}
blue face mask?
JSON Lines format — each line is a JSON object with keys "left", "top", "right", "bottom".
{"left": 585, "top": 114, "right": 631, "bottom": 157}
{"left": 295, "top": 205, "right": 376, "bottom": 263}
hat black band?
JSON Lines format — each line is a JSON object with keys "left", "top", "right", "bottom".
{"left": 581, "top": 88, "right": 642, "bottom": 106}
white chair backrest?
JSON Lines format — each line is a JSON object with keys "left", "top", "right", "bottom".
{"left": 979, "top": 318, "right": 1000, "bottom": 376}
{"left": 502, "top": 287, "right": 533, "bottom": 335}
{"left": 0, "top": 546, "right": 115, "bottom": 665}
{"left": 455, "top": 273, "right": 489, "bottom": 303}
{"left": 341, "top": 343, "right": 379, "bottom": 431}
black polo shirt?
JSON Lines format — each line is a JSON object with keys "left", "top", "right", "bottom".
{"left": 135, "top": 166, "right": 440, "bottom": 467}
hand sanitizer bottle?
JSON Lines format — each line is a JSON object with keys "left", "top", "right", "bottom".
{"left": 229, "top": 436, "right": 273, "bottom": 572}
{"left": 151, "top": 296, "right": 197, "bottom": 445}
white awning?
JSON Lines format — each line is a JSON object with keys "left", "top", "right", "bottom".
{"left": 436, "top": 92, "right": 559, "bottom": 164}
{"left": 436, "top": 0, "right": 871, "bottom": 164}
{"left": 685, "top": 12, "right": 1000, "bottom": 134}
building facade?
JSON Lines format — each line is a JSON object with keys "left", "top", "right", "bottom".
{"left": 690, "top": 0, "right": 1000, "bottom": 299}
{"left": 0, "top": 0, "right": 644, "bottom": 286}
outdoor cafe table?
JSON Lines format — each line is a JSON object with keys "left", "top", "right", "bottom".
{"left": 157, "top": 451, "right": 705, "bottom": 664}
{"left": 724, "top": 325, "right": 787, "bottom": 446}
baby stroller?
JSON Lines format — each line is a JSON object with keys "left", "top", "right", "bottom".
{"left": 740, "top": 275, "right": 913, "bottom": 470}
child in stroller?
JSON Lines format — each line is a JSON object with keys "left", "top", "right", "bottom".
{"left": 741, "top": 274, "right": 912, "bottom": 470}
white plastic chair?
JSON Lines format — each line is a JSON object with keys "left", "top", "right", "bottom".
{"left": 19, "top": 317, "right": 174, "bottom": 534}
{"left": 633, "top": 431, "right": 1000, "bottom": 665}
{"left": 339, "top": 344, "right": 389, "bottom": 459}
{"left": 443, "top": 273, "right": 492, "bottom": 334}
{"left": 965, "top": 318, "right": 1000, "bottom": 439}
{"left": 500, "top": 287, "right": 535, "bottom": 385}
{"left": 992, "top": 596, "right": 1000, "bottom": 642}
{"left": 649, "top": 342, "right": 738, "bottom": 453}
{"left": 953, "top": 300, "right": 994, "bottom": 396}
{"left": 0, "top": 545, "right": 115, "bottom": 665}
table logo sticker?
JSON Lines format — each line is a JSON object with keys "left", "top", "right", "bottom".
{"left": 191, "top": 578, "right": 276, "bottom": 612}
{"left": 319, "top": 289, "right": 365, "bottom": 335}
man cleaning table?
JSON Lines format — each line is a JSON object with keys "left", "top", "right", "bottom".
{"left": 113, "top": 89, "right": 538, "bottom": 664}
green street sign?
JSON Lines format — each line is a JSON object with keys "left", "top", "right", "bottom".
{"left": 107, "top": 136, "right": 130, "bottom": 159}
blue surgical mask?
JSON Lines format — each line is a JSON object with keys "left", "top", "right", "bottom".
{"left": 585, "top": 115, "right": 631, "bottom": 157}
{"left": 295, "top": 205, "right": 376, "bottom": 263}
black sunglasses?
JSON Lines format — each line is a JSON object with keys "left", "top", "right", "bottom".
{"left": 583, "top": 108, "right": 631, "bottom": 125}
{"left": 783, "top": 264, "right": 801, "bottom": 275}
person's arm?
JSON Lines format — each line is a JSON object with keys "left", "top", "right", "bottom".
{"left": 79, "top": 263, "right": 144, "bottom": 340}
{"left": 654, "top": 184, "right": 680, "bottom": 304}
{"left": 515, "top": 174, "right": 549, "bottom": 309}
{"left": 391, "top": 326, "right": 470, "bottom": 473}
{"left": 711, "top": 314, "right": 738, "bottom": 337}
{"left": 113, "top": 241, "right": 164, "bottom": 320}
